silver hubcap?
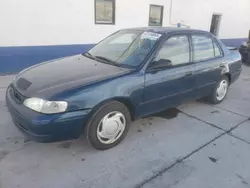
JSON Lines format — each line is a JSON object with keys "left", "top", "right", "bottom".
{"left": 97, "top": 111, "right": 126, "bottom": 144}
{"left": 216, "top": 79, "right": 228, "bottom": 101}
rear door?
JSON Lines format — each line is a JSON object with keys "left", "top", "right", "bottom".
{"left": 191, "top": 34, "right": 224, "bottom": 98}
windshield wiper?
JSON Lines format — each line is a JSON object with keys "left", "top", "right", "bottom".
{"left": 95, "top": 56, "right": 120, "bottom": 67}
{"left": 83, "top": 53, "right": 120, "bottom": 67}
{"left": 83, "top": 52, "right": 96, "bottom": 60}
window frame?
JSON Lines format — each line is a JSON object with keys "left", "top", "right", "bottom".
{"left": 147, "top": 34, "right": 193, "bottom": 71}
{"left": 95, "top": 0, "right": 116, "bottom": 25}
{"left": 212, "top": 39, "right": 223, "bottom": 58}
{"left": 148, "top": 4, "right": 164, "bottom": 27}
{"left": 190, "top": 34, "right": 224, "bottom": 63}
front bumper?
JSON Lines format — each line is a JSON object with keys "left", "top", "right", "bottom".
{"left": 6, "top": 87, "right": 91, "bottom": 142}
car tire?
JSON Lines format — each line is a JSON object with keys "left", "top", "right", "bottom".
{"left": 84, "top": 101, "right": 131, "bottom": 150}
{"left": 207, "top": 75, "right": 229, "bottom": 104}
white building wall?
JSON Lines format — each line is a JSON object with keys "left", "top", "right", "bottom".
{"left": 171, "top": 0, "right": 250, "bottom": 39}
{"left": 0, "top": 0, "right": 250, "bottom": 47}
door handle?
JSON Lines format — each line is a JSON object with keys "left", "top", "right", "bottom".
{"left": 185, "top": 71, "right": 193, "bottom": 76}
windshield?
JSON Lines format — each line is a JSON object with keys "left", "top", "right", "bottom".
{"left": 85, "top": 30, "right": 162, "bottom": 68}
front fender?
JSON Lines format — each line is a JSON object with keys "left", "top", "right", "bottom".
{"left": 57, "top": 72, "right": 145, "bottom": 112}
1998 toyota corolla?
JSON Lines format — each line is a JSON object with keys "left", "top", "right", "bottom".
{"left": 6, "top": 27, "right": 242, "bottom": 150}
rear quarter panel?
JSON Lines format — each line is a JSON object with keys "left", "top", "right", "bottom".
{"left": 220, "top": 40, "right": 242, "bottom": 83}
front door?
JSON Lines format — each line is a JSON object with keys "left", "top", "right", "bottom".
{"left": 140, "top": 35, "right": 197, "bottom": 116}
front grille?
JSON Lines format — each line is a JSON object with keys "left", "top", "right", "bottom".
{"left": 9, "top": 85, "right": 26, "bottom": 104}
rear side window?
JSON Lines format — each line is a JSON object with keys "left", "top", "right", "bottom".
{"left": 156, "top": 35, "right": 190, "bottom": 66}
{"left": 192, "top": 35, "right": 223, "bottom": 62}
{"left": 192, "top": 35, "right": 214, "bottom": 61}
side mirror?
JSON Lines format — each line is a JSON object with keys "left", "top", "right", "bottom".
{"left": 149, "top": 59, "right": 172, "bottom": 70}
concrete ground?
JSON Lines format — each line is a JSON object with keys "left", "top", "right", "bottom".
{"left": 0, "top": 66, "right": 250, "bottom": 188}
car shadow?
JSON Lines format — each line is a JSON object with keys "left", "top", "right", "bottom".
{"left": 149, "top": 108, "right": 181, "bottom": 119}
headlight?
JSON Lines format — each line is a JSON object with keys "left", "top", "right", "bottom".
{"left": 23, "top": 97, "right": 68, "bottom": 114}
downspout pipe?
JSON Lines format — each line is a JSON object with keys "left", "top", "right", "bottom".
{"left": 169, "top": 0, "right": 175, "bottom": 25}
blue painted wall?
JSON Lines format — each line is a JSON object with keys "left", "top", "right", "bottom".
{"left": 0, "top": 44, "right": 95, "bottom": 75}
{"left": 221, "top": 38, "right": 247, "bottom": 49}
{"left": 0, "top": 38, "right": 247, "bottom": 75}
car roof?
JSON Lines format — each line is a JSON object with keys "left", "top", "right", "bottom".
{"left": 124, "top": 27, "right": 210, "bottom": 35}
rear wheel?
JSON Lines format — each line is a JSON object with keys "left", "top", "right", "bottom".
{"left": 84, "top": 101, "right": 131, "bottom": 150}
{"left": 207, "top": 75, "right": 229, "bottom": 104}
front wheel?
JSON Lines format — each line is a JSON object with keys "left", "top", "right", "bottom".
{"left": 207, "top": 75, "right": 229, "bottom": 104}
{"left": 84, "top": 101, "right": 131, "bottom": 150}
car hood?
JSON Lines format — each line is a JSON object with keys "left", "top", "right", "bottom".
{"left": 13, "top": 54, "right": 131, "bottom": 98}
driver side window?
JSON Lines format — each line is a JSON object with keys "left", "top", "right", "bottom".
{"left": 155, "top": 35, "right": 190, "bottom": 66}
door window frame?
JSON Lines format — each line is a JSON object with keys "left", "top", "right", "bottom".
{"left": 146, "top": 34, "right": 193, "bottom": 72}
{"left": 190, "top": 33, "right": 224, "bottom": 63}
{"left": 212, "top": 39, "right": 224, "bottom": 58}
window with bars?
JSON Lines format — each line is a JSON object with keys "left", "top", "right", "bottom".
{"left": 149, "top": 5, "right": 164, "bottom": 26}
{"left": 95, "top": 0, "right": 115, "bottom": 24}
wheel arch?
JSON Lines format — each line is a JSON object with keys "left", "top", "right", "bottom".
{"left": 220, "top": 64, "right": 231, "bottom": 84}
{"left": 88, "top": 97, "right": 136, "bottom": 121}
{"left": 113, "top": 97, "right": 136, "bottom": 120}
{"left": 223, "top": 73, "right": 231, "bottom": 84}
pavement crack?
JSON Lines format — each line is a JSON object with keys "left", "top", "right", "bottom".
{"left": 227, "top": 119, "right": 248, "bottom": 132}
{"left": 179, "top": 110, "right": 227, "bottom": 132}
{"left": 226, "top": 119, "right": 250, "bottom": 145}
{"left": 135, "top": 117, "right": 249, "bottom": 188}
{"left": 228, "top": 133, "right": 250, "bottom": 145}
{"left": 211, "top": 105, "right": 249, "bottom": 119}
{"left": 135, "top": 131, "right": 227, "bottom": 188}
{"left": 182, "top": 110, "right": 249, "bottom": 144}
